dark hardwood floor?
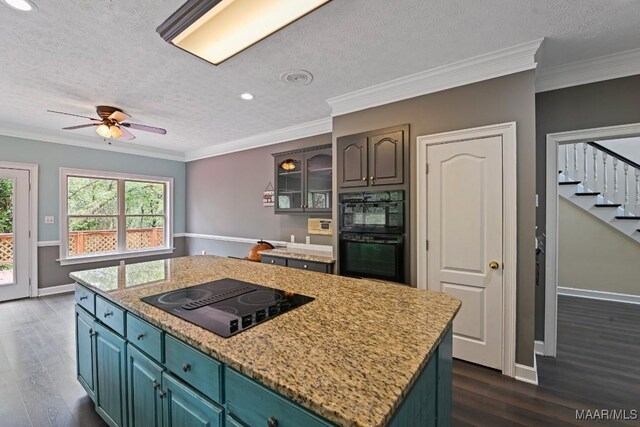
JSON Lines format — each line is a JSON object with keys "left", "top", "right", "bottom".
{"left": 454, "top": 295, "right": 640, "bottom": 426}
{"left": 0, "top": 293, "right": 637, "bottom": 426}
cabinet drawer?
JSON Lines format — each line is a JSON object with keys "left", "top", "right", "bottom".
{"left": 95, "top": 296, "right": 125, "bottom": 336}
{"left": 288, "top": 259, "right": 329, "bottom": 273}
{"left": 261, "top": 255, "right": 287, "bottom": 266}
{"left": 126, "top": 313, "right": 163, "bottom": 363}
{"left": 165, "top": 335, "right": 222, "bottom": 404}
{"left": 75, "top": 284, "right": 95, "bottom": 315}
{"left": 226, "top": 368, "right": 332, "bottom": 427}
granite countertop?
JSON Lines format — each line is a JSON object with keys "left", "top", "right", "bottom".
{"left": 70, "top": 256, "right": 459, "bottom": 427}
{"left": 261, "top": 247, "right": 336, "bottom": 264}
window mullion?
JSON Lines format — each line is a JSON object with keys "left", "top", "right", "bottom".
{"left": 117, "top": 179, "right": 126, "bottom": 252}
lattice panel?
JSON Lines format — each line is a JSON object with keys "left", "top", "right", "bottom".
{"left": 69, "top": 228, "right": 164, "bottom": 255}
{"left": 0, "top": 234, "right": 13, "bottom": 264}
{"left": 128, "top": 228, "right": 164, "bottom": 250}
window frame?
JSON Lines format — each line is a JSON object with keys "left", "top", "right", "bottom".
{"left": 59, "top": 168, "right": 173, "bottom": 266}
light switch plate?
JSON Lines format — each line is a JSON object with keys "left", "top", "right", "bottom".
{"left": 44, "top": 216, "right": 55, "bottom": 224}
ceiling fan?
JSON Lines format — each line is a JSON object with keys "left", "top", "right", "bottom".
{"left": 47, "top": 105, "right": 167, "bottom": 140}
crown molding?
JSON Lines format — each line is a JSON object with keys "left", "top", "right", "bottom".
{"left": 536, "top": 47, "right": 640, "bottom": 93}
{"left": 0, "top": 122, "right": 185, "bottom": 162}
{"left": 327, "top": 38, "right": 544, "bottom": 117}
{"left": 185, "top": 117, "right": 332, "bottom": 161}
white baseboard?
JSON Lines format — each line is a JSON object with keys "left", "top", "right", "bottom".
{"left": 38, "top": 283, "right": 75, "bottom": 296}
{"left": 534, "top": 340, "right": 545, "bottom": 356}
{"left": 558, "top": 286, "right": 640, "bottom": 305}
{"left": 515, "top": 358, "right": 538, "bottom": 385}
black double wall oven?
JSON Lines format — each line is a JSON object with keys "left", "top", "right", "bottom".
{"left": 339, "top": 190, "right": 405, "bottom": 283}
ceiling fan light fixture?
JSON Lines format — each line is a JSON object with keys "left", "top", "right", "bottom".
{"left": 109, "top": 125, "right": 123, "bottom": 139}
{"left": 157, "top": 0, "right": 331, "bottom": 65}
{"left": 1, "top": 0, "right": 37, "bottom": 11}
{"left": 96, "top": 124, "right": 111, "bottom": 138}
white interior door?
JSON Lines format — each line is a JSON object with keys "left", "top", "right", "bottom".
{"left": 0, "top": 168, "right": 30, "bottom": 302}
{"left": 427, "top": 136, "right": 503, "bottom": 370}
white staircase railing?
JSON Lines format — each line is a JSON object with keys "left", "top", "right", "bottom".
{"left": 559, "top": 141, "right": 640, "bottom": 217}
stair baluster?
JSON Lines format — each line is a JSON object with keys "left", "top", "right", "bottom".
{"left": 635, "top": 168, "right": 640, "bottom": 208}
{"left": 602, "top": 152, "right": 608, "bottom": 201}
{"left": 592, "top": 146, "right": 598, "bottom": 185}
{"left": 564, "top": 145, "right": 569, "bottom": 181}
{"left": 583, "top": 142, "right": 589, "bottom": 189}
{"left": 612, "top": 158, "right": 619, "bottom": 204}
{"left": 573, "top": 143, "right": 578, "bottom": 181}
{"left": 623, "top": 163, "right": 629, "bottom": 215}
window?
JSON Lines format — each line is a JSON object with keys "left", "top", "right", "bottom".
{"left": 60, "top": 169, "right": 173, "bottom": 265}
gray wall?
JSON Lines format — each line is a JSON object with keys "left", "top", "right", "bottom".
{"left": 558, "top": 199, "right": 640, "bottom": 296}
{"left": 39, "top": 237, "right": 187, "bottom": 288}
{"left": 186, "top": 133, "right": 333, "bottom": 257}
{"left": 535, "top": 74, "right": 640, "bottom": 340}
{"left": 332, "top": 71, "right": 537, "bottom": 366}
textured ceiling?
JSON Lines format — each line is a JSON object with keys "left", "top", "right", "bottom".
{"left": 1, "top": 0, "right": 639, "bottom": 155}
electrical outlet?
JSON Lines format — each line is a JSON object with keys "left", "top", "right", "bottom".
{"left": 305, "top": 236, "right": 311, "bottom": 244}
{"left": 290, "top": 235, "right": 295, "bottom": 243}
{"left": 44, "top": 216, "right": 55, "bottom": 224}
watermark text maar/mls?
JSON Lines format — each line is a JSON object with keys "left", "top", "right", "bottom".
{"left": 576, "top": 409, "right": 638, "bottom": 421}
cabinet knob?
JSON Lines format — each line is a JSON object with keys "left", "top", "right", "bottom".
{"left": 159, "top": 391, "right": 167, "bottom": 399}
{"left": 79, "top": 295, "right": 88, "bottom": 301}
{"left": 137, "top": 333, "right": 145, "bottom": 341}
{"left": 370, "top": 176, "right": 374, "bottom": 180}
{"left": 303, "top": 265, "right": 308, "bottom": 269}
{"left": 103, "top": 311, "right": 113, "bottom": 318}
{"left": 267, "top": 417, "right": 279, "bottom": 427}
{"left": 271, "top": 260, "right": 275, "bottom": 264}
{"left": 89, "top": 328, "right": 96, "bottom": 337}
{"left": 153, "top": 381, "right": 161, "bottom": 390}
{"left": 182, "top": 363, "right": 191, "bottom": 372}
{"left": 362, "top": 177, "right": 367, "bottom": 181}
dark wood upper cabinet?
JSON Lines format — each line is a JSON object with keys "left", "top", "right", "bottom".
{"left": 339, "top": 137, "right": 368, "bottom": 188}
{"left": 273, "top": 145, "right": 332, "bottom": 214}
{"left": 337, "top": 125, "right": 408, "bottom": 189}
{"left": 369, "top": 130, "right": 404, "bottom": 186}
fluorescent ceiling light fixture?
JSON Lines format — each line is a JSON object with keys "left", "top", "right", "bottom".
{"left": 157, "top": 0, "right": 331, "bottom": 65}
{"left": 2, "top": 0, "right": 37, "bottom": 11}
{"left": 240, "top": 93, "right": 254, "bottom": 100}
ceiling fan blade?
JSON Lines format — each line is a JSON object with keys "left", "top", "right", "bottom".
{"left": 121, "top": 122, "right": 167, "bottom": 135}
{"left": 118, "top": 126, "right": 136, "bottom": 140}
{"left": 62, "top": 123, "right": 99, "bottom": 130}
{"left": 47, "top": 110, "right": 100, "bottom": 121}
{"left": 108, "top": 110, "right": 131, "bottom": 123}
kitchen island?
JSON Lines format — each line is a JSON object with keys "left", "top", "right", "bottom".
{"left": 71, "top": 256, "right": 460, "bottom": 427}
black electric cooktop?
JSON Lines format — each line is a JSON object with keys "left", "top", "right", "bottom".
{"left": 141, "top": 278, "right": 314, "bottom": 337}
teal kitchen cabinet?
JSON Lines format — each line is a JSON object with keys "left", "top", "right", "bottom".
{"left": 128, "top": 344, "right": 164, "bottom": 427}
{"left": 161, "top": 372, "right": 223, "bottom": 427}
{"left": 94, "top": 321, "right": 128, "bottom": 427}
{"left": 75, "top": 305, "right": 96, "bottom": 401}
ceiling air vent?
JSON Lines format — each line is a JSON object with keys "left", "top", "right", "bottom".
{"left": 280, "top": 70, "right": 314, "bottom": 86}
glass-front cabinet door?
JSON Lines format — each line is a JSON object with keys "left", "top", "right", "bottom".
{"left": 275, "top": 153, "right": 304, "bottom": 213}
{"left": 304, "top": 148, "right": 332, "bottom": 213}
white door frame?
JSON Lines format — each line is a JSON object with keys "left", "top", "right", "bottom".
{"left": 0, "top": 161, "right": 38, "bottom": 298}
{"left": 543, "top": 122, "right": 640, "bottom": 357}
{"left": 416, "top": 122, "right": 518, "bottom": 377}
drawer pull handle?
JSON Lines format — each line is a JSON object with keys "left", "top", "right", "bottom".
{"left": 267, "top": 417, "right": 279, "bottom": 427}
{"left": 271, "top": 260, "right": 275, "bottom": 264}
{"left": 79, "top": 295, "right": 88, "bottom": 301}
{"left": 103, "top": 311, "right": 113, "bottom": 318}
{"left": 137, "top": 333, "right": 145, "bottom": 341}
{"left": 303, "top": 264, "right": 308, "bottom": 269}
{"left": 89, "top": 329, "right": 97, "bottom": 338}
{"left": 153, "top": 381, "right": 160, "bottom": 390}
{"left": 182, "top": 363, "right": 191, "bottom": 372}
{"left": 159, "top": 391, "right": 166, "bottom": 399}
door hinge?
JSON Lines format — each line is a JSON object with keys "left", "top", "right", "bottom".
{"left": 425, "top": 163, "right": 429, "bottom": 174}
{"left": 426, "top": 239, "right": 429, "bottom": 250}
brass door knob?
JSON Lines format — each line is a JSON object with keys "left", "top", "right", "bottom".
{"left": 489, "top": 261, "right": 500, "bottom": 270}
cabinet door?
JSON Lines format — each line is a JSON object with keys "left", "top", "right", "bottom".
{"left": 161, "top": 373, "right": 223, "bottom": 427}
{"left": 304, "top": 148, "right": 332, "bottom": 212}
{"left": 369, "top": 130, "right": 405, "bottom": 186}
{"left": 275, "top": 153, "right": 305, "bottom": 213}
{"left": 128, "top": 344, "right": 163, "bottom": 427}
{"left": 338, "top": 136, "right": 368, "bottom": 188}
{"left": 94, "top": 322, "right": 128, "bottom": 427}
{"left": 75, "top": 305, "right": 96, "bottom": 401}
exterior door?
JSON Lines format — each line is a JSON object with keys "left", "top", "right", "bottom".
{"left": 427, "top": 136, "right": 503, "bottom": 370}
{"left": 369, "top": 130, "right": 404, "bottom": 186}
{"left": 0, "top": 168, "right": 30, "bottom": 302}
{"left": 338, "top": 136, "right": 368, "bottom": 188}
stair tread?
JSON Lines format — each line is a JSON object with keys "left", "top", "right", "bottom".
{"left": 594, "top": 204, "right": 622, "bottom": 207}
{"left": 575, "top": 192, "right": 600, "bottom": 196}
{"left": 559, "top": 181, "right": 580, "bottom": 185}
{"left": 615, "top": 216, "right": 640, "bottom": 220}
